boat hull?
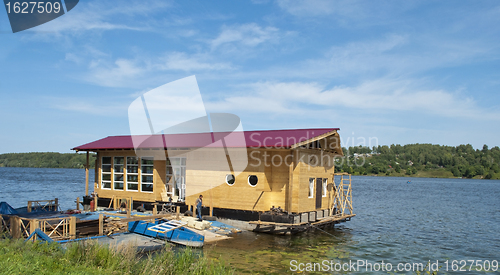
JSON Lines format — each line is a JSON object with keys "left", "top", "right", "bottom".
{"left": 128, "top": 220, "right": 204, "bottom": 247}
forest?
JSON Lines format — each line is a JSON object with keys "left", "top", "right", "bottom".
{"left": 1, "top": 143, "right": 499, "bottom": 179}
{"left": 338, "top": 144, "right": 500, "bottom": 179}
{"left": 0, "top": 152, "right": 96, "bottom": 169}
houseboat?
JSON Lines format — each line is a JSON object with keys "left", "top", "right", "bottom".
{"left": 72, "top": 128, "right": 354, "bottom": 233}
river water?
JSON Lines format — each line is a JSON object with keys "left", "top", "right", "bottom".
{"left": 1, "top": 167, "right": 499, "bottom": 274}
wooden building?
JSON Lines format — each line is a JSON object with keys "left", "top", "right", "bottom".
{"left": 73, "top": 128, "right": 353, "bottom": 225}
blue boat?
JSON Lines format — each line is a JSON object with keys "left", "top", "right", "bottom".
{"left": 128, "top": 219, "right": 204, "bottom": 247}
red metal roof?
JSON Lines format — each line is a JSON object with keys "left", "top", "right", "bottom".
{"left": 72, "top": 128, "right": 339, "bottom": 151}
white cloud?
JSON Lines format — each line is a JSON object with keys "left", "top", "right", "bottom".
{"left": 86, "top": 58, "right": 145, "bottom": 87}
{"left": 208, "top": 79, "right": 500, "bottom": 121}
{"left": 51, "top": 99, "right": 126, "bottom": 116}
{"left": 211, "top": 23, "right": 280, "bottom": 49}
{"left": 80, "top": 51, "right": 232, "bottom": 87}
{"left": 276, "top": 0, "right": 417, "bottom": 23}
{"left": 34, "top": 0, "right": 170, "bottom": 34}
{"left": 279, "top": 33, "right": 497, "bottom": 81}
{"left": 158, "top": 52, "right": 232, "bottom": 71}
{"left": 277, "top": 0, "right": 339, "bottom": 16}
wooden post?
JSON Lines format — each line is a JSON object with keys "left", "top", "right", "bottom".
{"left": 287, "top": 150, "right": 295, "bottom": 213}
{"left": 27, "top": 201, "right": 32, "bottom": 213}
{"left": 192, "top": 205, "right": 196, "bottom": 217}
{"left": 94, "top": 196, "right": 99, "bottom": 211}
{"left": 54, "top": 198, "right": 58, "bottom": 211}
{"left": 85, "top": 151, "right": 89, "bottom": 196}
{"left": 29, "top": 219, "right": 39, "bottom": 240}
{"left": 108, "top": 196, "right": 114, "bottom": 209}
{"left": 11, "top": 216, "right": 21, "bottom": 239}
{"left": 153, "top": 204, "right": 157, "bottom": 215}
{"left": 129, "top": 197, "right": 133, "bottom": 213}
{"left": 176, "top": 206, "right": 180, "bottom": 220}
{"left": 69, "top": 217, "right": 76, "bottom": 239}
{"left": 98, "top": 214, "right": 103, "bottom": 236}
{"left": 210, "top": 183, "right": 213, "bottom": 217}
{"left": 127, "top": 209, "right": 131, "bottom": 219}
{"left": 209, "top": 205, "right": 213, "bottom": 217}
{"left": 76, "top": 197, "right": 80, "bottom": 211}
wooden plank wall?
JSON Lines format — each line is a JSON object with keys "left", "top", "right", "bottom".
{"left": 92, "top": 141, "right": 340, "bottom": 214}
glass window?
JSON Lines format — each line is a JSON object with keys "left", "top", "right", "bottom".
{"left": 226, "top": 174, "right": 235, "bottom": 186}
{"left": 126, "top": 156, "right": 139, "bottom": 191}
{"left": 141, "top": 157, "right": 154, "bottom": 193}
{"left": 248, "top": 175, "right": 258, "bottom": 187}
{"left": 322, "top": 179, "right": 327, "bottom": 197}
{"left": 101, "top": 157, "right": 112, "bottom": 189}
{"left": 308, "top": 178, "right": 315, "bottom": 198}
{"left": 113, "top": 157, "right": 124, "bottom": 190}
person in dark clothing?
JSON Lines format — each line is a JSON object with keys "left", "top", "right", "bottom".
{"left": 195, "top": 195, "right": 203, "bottom": 221}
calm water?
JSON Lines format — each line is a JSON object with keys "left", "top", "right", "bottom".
{"left": 1, "top": 167, "right": 499, "bottom": 274}
{"left": 0, "top": 167, "right": 94, "bottom": 210}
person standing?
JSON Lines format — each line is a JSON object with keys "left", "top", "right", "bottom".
{"left": 195, "top": 195, "right": 203, "bottom": 221}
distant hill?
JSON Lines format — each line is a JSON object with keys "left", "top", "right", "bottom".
{"left": 339, "top": 144, "right": 500, "bottom": 179}
{"left": 0, "top": 152, "right": 96, "bottom": 169}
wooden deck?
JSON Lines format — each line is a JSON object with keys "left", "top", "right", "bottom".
{"left": 249, "top": 214, "right": 356, "bottom": 234}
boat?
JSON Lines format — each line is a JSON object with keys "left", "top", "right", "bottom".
{"left": 128, "top": 219, "right": 204, "bottom": 247}
{"left": 27, "top": 228, "right": 168, "bottom": 253}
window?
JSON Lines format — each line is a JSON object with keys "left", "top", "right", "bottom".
{"left": 113, "top": 157, "right": 124, "bottom": 190}
{"left": 141, "top": 158, "right": 154, "bottom": 192}
{"left": 126, "top": 157, "right": 139, "bottom": 191}
{"left": 226, "top": 174, "right": 235, "bottom": 186}
{"left": 166, "top": 157, "right": 186, "bottom": 200}
{"left": 101, "top": 157, "right": 112, "bottom": 189}
{"left": 248, "top": 175, "right": 258, "bottom": 187}
{"left": 322, "top": 178, "right": 327, "bottom": 197}
{"left": 308, "top": 178, "right": 315, "bottom": 198}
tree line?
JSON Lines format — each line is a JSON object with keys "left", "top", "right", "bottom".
{"left": 338, "top": 144, "right": 500, "bottom": 179}
{"left": 0, "top": 152, "right": 96, "bottom": 169}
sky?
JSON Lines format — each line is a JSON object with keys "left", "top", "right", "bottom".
{"left": 0, "top": 0, "right": 499, "bottom": 154}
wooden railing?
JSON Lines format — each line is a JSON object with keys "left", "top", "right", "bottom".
{"left": 1, "top": 215, "right": 76, "bottom": 241}
{"left": 27, "top": 198, "right": 59, "bottom": 212}
{"left": 329, "top": 173, "right": 353, "bottom": 216}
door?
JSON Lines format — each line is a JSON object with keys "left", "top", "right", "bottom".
{"left": 166, "top": 157, "right": 186, "bottom": 201}
{"left": 316, "top": 177, "right": 322, "bottom": 209}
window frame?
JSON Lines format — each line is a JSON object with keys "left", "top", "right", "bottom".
{"left": 126, "top": 156, "right": 139, "bottom": 192}
{"left": 248, "top": 175, "right": 258, "bottom": 187}
{"left": 226, "top": 174, "right": 235, "bottom": 186}
{"left": 141, "top": 157, "right": 154, "bottom": 193}
{"left": 322, "top": 178, "right": 327, "bottom": 197}
{"left": 101, "top": 156, "right": 112, "bottom": 190}
{"left": 113, "top": 157, "right": 124, "bottom": 191}
{"left": 308, "top": 178, "right": 315, "bottom": 198}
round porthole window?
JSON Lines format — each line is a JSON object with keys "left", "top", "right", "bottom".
{"left": 248, "top": 175, "right": 258, "bottom": 187}
{"left": 226, "top": 174, "right": 235, "bottom": 186}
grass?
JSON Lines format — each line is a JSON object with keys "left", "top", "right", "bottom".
{"left": 0, "top": 238, "right": 233, "bottom": 275}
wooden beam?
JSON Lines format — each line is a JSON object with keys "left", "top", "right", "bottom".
{"left": 10, "top": 216, "right": 21, "bottom": 239}
{"left": 69, "top": 216, "right": 76, "bottom": 239}
{"left": 115, "top": 213, "right": 174, "bottom": 223}
{"left": 287, "top": 149, "right": 294, "bottom": 212}
{"left": 98, "top": 214, "right": 103, "bottom": 236}
{"left": 290, "top": 130, "right": 338, "bottom": 149}
{"left": 85, "top": 151, "right": 90, "bottom": 196}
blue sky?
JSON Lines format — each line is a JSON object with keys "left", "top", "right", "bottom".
{"left": 1, "top": 0, "right": 499, "bottom": 153}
